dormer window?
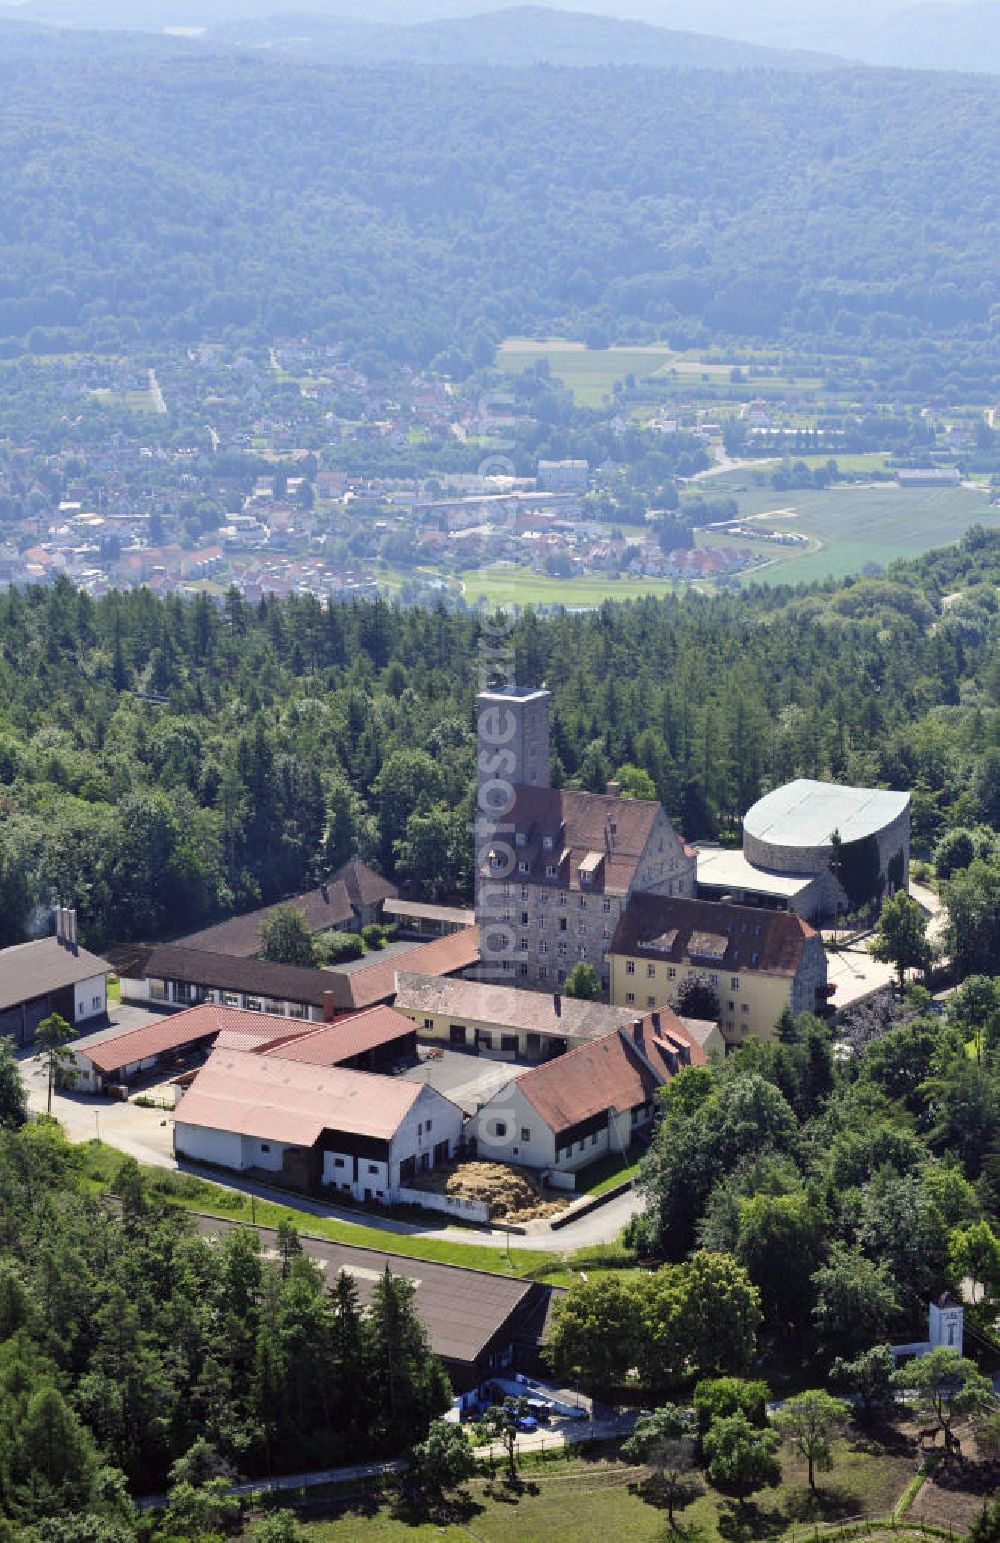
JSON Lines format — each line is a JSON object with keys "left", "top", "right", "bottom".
{"left": 515, "top": 831, "right": 526, "bottom": 847}
{"left": 518, "top": 860, "right": 529, "bottom": 873}
{"left": 542, "top": 835, "right": 553, "bottom": 851}
{"left": 545, "top": 864, "right": 556, "bottom": 878}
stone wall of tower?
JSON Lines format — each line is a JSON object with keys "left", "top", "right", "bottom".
{"left": 475, "top": 687, "right": 551, "bottom": 800}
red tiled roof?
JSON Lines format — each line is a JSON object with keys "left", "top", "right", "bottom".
{"left": 262, "top": 1005, "right": 415, "bottom": 1065}
{"left": 175, "top": 1048, "right": 425, "bottom": 1145}
{"left": 612, "top": 893, "right": 815, "bottom": 978}
{"left": 514, "top": 1011, "right": 704, "bottom": 1138}
{"left": 327, "top": 926, "right": 480, "bottom": 1012}
{"left": 483, "top": 788, "right": 664, "bottom": 895}
{"left": 80, "top": 1003, "right": 321, "bottom": 1073}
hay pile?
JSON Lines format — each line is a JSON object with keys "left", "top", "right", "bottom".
{"left": 418, "top": 1160, "right": 568, "bottom": 1222}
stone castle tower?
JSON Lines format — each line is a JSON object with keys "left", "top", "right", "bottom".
{"left": 475, "top": 685, "right": 551, "bottom": 800}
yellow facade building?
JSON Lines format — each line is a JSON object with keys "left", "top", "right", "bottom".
{"left": 610, "top": 893, "right": 830, "bottom": 1045}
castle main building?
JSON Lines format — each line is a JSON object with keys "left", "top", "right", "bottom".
{"left": 475, "top": 686, "right": 696, "bottom": 991}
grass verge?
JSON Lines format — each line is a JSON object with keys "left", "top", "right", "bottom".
{"left": 77, "top": 1141, "right": 559, "bottom": 1278}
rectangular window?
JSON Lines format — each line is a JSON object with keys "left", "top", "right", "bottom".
{"left": 579, "top": 896, "right": 587, "bottom": 909}
{"left": 626, "top": 991, "right": 635, "bottom": 1005}
{"left": 502, "top": 1034, "right": 517, "bottom": 1052}
{"left": 537, "top": 916, "right": 546, "bottom": 930}
{"left": 545, "top": 864, "right": 556, "bottom": 878}
{"left": 245, "top": 996, "right": 262, "bottom": 1012}
{"left": 647, "top": 996, "right": 656, "bottom": 1008}
{"left": 222, "top": 991, "right": 240, "bottom": 1008}
{"left": 515, "top": 831, "right": 526, "bottom": 847}
{"left": 542, "top": 835, "right": 553, "bottom": 850}
{"left": 260, "top": 1143, "right": 270, "bottom": 1153}
{"left": 521, "top": 885, "right": 529, "bottom": 899}
{"left": 537, "top": 967, "right": 547, "bottom": 980}
{"left": 559, "top": 893, "right": 567, "bottom": 906}
{"left": 626, "top": 960, "right": 635, "bottom": 975}
{"left": 367, "top": 1163, "right": 379, "bottom": 1175}
{"left": 539, "top": 941, "right": 548, "bottom": 954}
{"left": 519, "top": 962, "right": 529, "bottom": 977}
{"left": 288, "top": 1002, "right": 306, "bottom": 1019}
{"left": 668, "top": 967, "right": 676, "bottom": 979}
{"left": 423, "top": 1017, "right": 433, "bottom": 1030}
{"left": 731, "top": 977, "right": 740, "bottom": 990}
{"left": 603, "top": 898, "right": 612, "bottom": 912}
{"left": 520, "top": 938, "right": 529, "bottom": 951}
{"left": 521, "top": 911, "right": 529, "bottom": 925}
{"left": 518, "top": 860, "right": 528, "bottom": 873}
{"left": 741, "top": 1003, "right": 750, "bottom": 1015}
{"left": 521, "top": 1127, "right": 531, "bottom": 1142}
{"left": 495, "top": 1121, "right": 507, "bottom": 1138}
{"left": 334, "top": 1157, "right": 345, "bottom": 1168}
{"left": 559, "top": 917, "right": 567, "bottom": 932}
{"left": 647, "top": 964, "right": 656, "bottom": 978}
{"left": 426, "top": 1120, "right": 432, "bottom": 1132}
{"left": 558, "top": 942, "right": 567, "bottom": 957}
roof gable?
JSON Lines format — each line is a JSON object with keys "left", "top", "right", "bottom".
{"left": 612, "top": 893, "right": 814, "bottom": 977}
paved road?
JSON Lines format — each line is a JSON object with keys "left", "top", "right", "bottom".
{"left": 137, "top": 1410, "right": 638, "bottom": 1510}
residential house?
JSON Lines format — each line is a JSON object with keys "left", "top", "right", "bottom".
{"left": 471, "top": 1012, "right": 705, "bottom": 1177}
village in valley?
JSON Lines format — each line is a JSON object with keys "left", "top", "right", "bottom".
{"left": 2, "top": 336, "right": 998, "bottom": 609}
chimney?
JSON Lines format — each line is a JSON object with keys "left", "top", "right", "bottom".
{"left": 54, "top": 907, "right": 63, "bottom": 943}
{"left": 67, "top": 908, "right": 78, "bottom": 953}
{"left": 321, "top": 882, "right": 329, "bottom": 901}
{"left": 323, "top": 990, "right": 335, "bottom": 1022}
{"left": 633, "top": 1016, "right": 644, "bottom": 1043}
{"left": 651, "top": 1009, "right": 661, "bottom": 1033}
{"left": 553, "top": 993, "right": 561, "bottom": 1018}
{"left": 606, "top": 780, "right": 622, "bottom": 798}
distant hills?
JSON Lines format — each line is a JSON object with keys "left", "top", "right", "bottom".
{"left": 5, "top": 0, "right": 1000, "bottom": 74}
{"left": 208, "top": 7, "right": 847, "bottom": 71}
{"left": 0, "top": 2, "right": 848, "bottom": 71}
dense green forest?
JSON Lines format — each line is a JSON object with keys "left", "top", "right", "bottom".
{"left": 0, "top": 1118, "right": 450, "bottom": 1530}
{"left": 0, "top": 37, "right": 997, "bottom": 387}
{"left": 0, "top": 528, "right": 999, "bottom": 949}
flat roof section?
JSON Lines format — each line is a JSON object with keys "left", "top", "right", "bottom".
{"left": 743, "top": 779, "right": 909, "bottom": 850}
{"left": 696, "top": 847, "right": 817, "bottom": 899}
{"left": 383, "top": 899, "right": 476, "bottom": 928}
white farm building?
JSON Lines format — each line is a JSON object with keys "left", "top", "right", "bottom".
{"left": 173, "top": 1048, "right": 463, "bottom": 1202}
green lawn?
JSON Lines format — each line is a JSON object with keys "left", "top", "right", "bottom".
{"left": 461, "top": 565, "right": 682, "bottom": 610}
{"left": 575, "top": 1149, "right": 643, "bottom": 1196}
{"left": 78, "top": 1142, "right": 558, "bottom": 1279}
{"left": 695, "top": 481, "right": 1000, "bottom": 585}
{"left": 303, "top": 1431, "right": 925, "bottom": 1543}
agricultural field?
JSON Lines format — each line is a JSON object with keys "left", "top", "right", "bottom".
{"left": 497, "top": 338, "right": 827, "bottom": 406}
{"left": 497, "top": 339, "right": 677, "bottom": 405}
{"left": 695, "top": 480, "right": 1000, "bottom": 586}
